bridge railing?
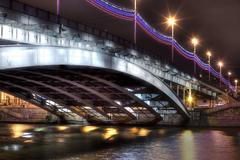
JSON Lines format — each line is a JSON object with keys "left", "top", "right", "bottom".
{"left": 205, "top": 102, "right": 240, "bottom": 114}
{"left": 0, "top": 0, "right": 133, "bottom": 48}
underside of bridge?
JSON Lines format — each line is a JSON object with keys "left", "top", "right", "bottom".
{"left": 0, "top": 65, "right": 188, "bottom": 125}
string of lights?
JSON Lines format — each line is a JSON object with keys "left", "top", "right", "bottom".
{"left": 86, "top": 0, "right": 235, "bottom": 91}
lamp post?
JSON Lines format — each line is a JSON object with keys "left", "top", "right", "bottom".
{"left": 57, "top": 0, "right": 60, "bottom": 16}
{"left": 134, "top": 0, "right": 137, "bottom": 44}
{"left": 218, "top": 61, "right": 223, "bottom": 88}
{"left": 191, "top": 37, "right": 199, "bottom": 75}
{"left": 227, "top": 72, "right": 232, "bottom": 103}
{"left": 207, "top": 51, "right": 212, "bottom": 81}
{"left": 228, "top": 72, "right": 232, "bottom": 88}
{"left": 235, "top": 79, "right": 238, "bottom": 93}
{"left": 166, "top": 16, "right": 177, "bottom": 62}
{"left": 56, "top": 0, "right": 63, "bottom": 35}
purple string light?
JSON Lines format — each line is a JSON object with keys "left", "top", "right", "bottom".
{"left": 87, "top": 0, "right": 234, "bottom": 91}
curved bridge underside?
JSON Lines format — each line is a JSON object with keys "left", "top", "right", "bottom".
{"left": 0, "top": 46, "right": 190, "bottom": 124}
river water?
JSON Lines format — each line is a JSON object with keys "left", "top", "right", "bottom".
{"left": 0, "top": 124, "right": 239, "bottom": 160}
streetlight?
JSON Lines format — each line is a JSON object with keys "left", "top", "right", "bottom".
{"left": 227, "top": 72, "right": 232, "bottom": 103}
{"left": 235, "top": 79, "right": 238, "bottom": 93}
{"left": 134, "top": 0, "right": 137, "bottom": 44}
{"left": 56, "top": 0, "right": 63, "bottom": 34}
{"left": 166, "top": 16, "right": 177, "bottom": 62}
{"left": 228, "top": 72, "right": 232, "bottom": 85}
{"left": 187, "top": 84, "right": 194, "bottom": 109}
{"left": 187, "top": 94, "right": 193, "bottom": 106}
{"left": 187, "top": 88, "right": 195, "bottom": 117}
{"left": 57, "top": 0, "right": 60, "bottom": 16}
{"left": 218, "top": 61, "right": 223, "bottom": 88}
{"left": 228, "top": 71, "right": 232, "bottom": 91}
{"left": 206, "top": 51, "right": 212, "bottom": 81}
{"left": 191, "top": 37, "right": 199, "bottom": 75}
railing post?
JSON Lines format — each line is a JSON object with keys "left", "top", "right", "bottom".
{"left": 177, "top": 85, "right": 180, "bottom": 96}
{"left": 183, "top": 87, "right": 186, "bottom": 104}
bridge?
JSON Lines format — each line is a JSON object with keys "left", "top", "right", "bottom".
{"left": 0, "top": 0, "right": 237, "bottom": 125}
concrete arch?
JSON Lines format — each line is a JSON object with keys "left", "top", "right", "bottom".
{"left": 0, "top": 46, "right": 190, "bottom": 119}
{"left": 0, "top": 80, "right": 69, "bottom": 119}
{"left": 17, "top": 68, "right": 161, "bottom": 119}
{"left": 0, "top": 72, "right": 109, "bottom": 122}
{"left": 13, "top": 69, "right": 137, "bottom": 120}
{"left": 60, "top": 69, "right": 162, "bottom": 118}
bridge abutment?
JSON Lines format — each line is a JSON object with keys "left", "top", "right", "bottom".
{"left": 187, "top": 105, "right": 240, "bottom": 127}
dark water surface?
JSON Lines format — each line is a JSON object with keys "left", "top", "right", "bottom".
{"left": 0, "top": 124, "right": 239, "bottom": 160}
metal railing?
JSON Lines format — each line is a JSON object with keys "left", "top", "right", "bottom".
{"left": 206, "top": 102, "right": 240, "bottom": 114}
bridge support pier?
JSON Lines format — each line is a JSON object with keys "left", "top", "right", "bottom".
{"left": 45, "top": 113, "right": 67, "bottom": 124}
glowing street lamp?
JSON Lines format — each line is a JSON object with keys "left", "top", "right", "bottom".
{"left": 166, "top": 16, "right": 177, "bottom": 27}
{"left": 235, "top": 79, "right": 238, "bottom": 93}
{"left": 191, "top": 37, "right": 199, "bottom": 75}
{"left": 166, "top": 16, "right": 177, "bottom": 62}
{"left": 191, "top": 37, "right": 199, "bottom": 53}
{"left": 228, "top": 71, "right": 232, "bottom": 90}
{"left": 187, "top": 94, "right": 193, "bottom": 105}
{"left": 187, "top": 85, "right": 194, "bottom": 109}
{"left": 228, "top": 72, "right": 232, "bottom": 84}
{"left": 227, "top": 72, "right": 232, "bottom": 102}
{"left": 206, "top": 51, "right": 212, "bottom": 81}
{"left": 218, "top": 61, "right": 223, "bottom": 88}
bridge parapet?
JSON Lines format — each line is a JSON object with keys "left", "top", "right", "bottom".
{"left": 206, "top": 103, "right": 240, "bottom": 115}
{"left": 189, "top": 104, "right": 240, "bottom": 127}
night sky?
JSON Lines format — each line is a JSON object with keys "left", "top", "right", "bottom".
{"left": 109, "top": 0, "right": 240, "bottom": 75}
{"left": 19, "top": 0, "right": 240, "bottom": 77}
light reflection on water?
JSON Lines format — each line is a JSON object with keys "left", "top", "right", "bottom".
{"left": 9, "top": 124, "right": 34, "bottom": 138}
{"left": 81, "top": 126, "right": 99, "bottom": 133}
{"left": 180, "top": 130, "right": 196, "bottom": 160}
{"left": 102, "top": 128, "right": 118, "bottom": 140}
{"left": 0, "top": 124, "right": 239, "bottom": 160}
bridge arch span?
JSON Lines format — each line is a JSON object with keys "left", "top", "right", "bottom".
{"left": 0, "top": 46, "right": 190, "bottom": 123}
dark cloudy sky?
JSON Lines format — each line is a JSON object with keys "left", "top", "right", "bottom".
{"left": 19, "top": 0, "right": 240, "bottom": 76}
